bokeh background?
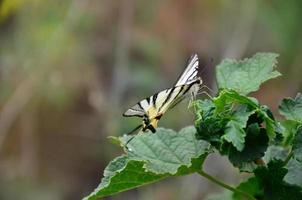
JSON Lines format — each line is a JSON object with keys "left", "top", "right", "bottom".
{"left": 0, "top": 0, "right": 301, "bottom": 199}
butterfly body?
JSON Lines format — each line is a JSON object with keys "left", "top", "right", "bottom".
{"left": 123, "top": 54, "right": 202, "bottom": 134}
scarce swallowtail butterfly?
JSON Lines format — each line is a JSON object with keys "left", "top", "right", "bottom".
{"left": 123, "top": 54, "right": 202, "bottom": 134}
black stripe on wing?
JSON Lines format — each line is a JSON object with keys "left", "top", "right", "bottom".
{"left": 137, "top": 102, "right": 144, "bottom": 110}
{"left": 175, "top": 54, "right": 199, "bottom": 86}
{"left": 146, "top": 96, "right": 150, "bottom": 104}
{"left": 186, "top": 67, "right": 198, "bottom": 82}
{"left": 159, "top": 87, "right": 177, "bottom": 111}
{"left": 161, "top": 79, "right": 201, "bottom": 112}
{"left": 152, "top": 93, "right": 158, "bottom": 107}
{"left": 123, "top": 102, "right": 147, "bottom": 117}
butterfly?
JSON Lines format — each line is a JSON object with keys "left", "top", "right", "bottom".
{"left": 123, "top": 54, "right": 202, "bottom": 134}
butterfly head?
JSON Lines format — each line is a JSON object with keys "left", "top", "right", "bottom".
{"left": 188, "top": 77, "right": 203, "bottom": 98}
{"left": 193, "top": 77, "right": 202, "bottom": 86}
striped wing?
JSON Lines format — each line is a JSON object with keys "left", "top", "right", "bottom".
{"left": 175, "top": 54, "right": 199, "bottom": 86}
{"left": 122, "top": 97, "right": 150, "bottom": 117}
{"left": 123, "top": 80, "right": 200, "bottom": 118}
{"left": 155, "top": 81, "right": 200, "bottom": 114}
{"left": 123, "top": 53, "right": 201, "bottom": 118}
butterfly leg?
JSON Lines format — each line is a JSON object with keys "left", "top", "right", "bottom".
{"left": 126, "top": 124, "right": 143, "bottom": 135}
{"left": 188, "top": 86, "right": 214, "bottom": 114}
{"left": 197, "top": 85, "right": 214, "bottom": 99}
{"left": 124, "top": 136, "right": 135, "bottom": 151}
{"left": 200, "top": 85, "right": 215, "bottom": 94}
{"left": 123, "top": 124, "right": 143, "bottom": 151}
{"left": 197, "top": 91, "right": 213, "bottom": 100}
{"left": 188, "top": 91, "right": 197, "bottom": 112}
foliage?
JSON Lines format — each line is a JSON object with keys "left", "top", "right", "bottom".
{"left": 216, "top": 53, "right": 280, "bottom": 95}
{"left": 84, "top": 53, "right": 302, "bottom": 200}
{"left": 279, "top": 93, "right": 302, "bottom": 123}
{"left": 84, "top": 127, "right": 210, "bottom": 200}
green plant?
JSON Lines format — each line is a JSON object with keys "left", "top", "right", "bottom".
{"left": 83, "top": 53, "right": 302, "bottom": 200}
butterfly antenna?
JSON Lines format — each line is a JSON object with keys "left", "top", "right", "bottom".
{"left": 126, "top": 124, "right": 143, "bottom": 135}
{"left": 124, "top": 124, "right": 143, "bottom": 151}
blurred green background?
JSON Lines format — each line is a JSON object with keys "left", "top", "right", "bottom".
{"left": 0, "top": 0, "right": 301, "bottom": 199}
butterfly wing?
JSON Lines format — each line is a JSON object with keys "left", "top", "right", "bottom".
{"left": 157, "top": 79, "right": 201, "bottom": 114}
{"left": 123, "top": 54, "right": 202, "bottom": 135}
{"left": 175, "top": 54, "right": 199, "bottom": 86}
{"left": 123, "top": 84, "right": 185, "bottom": 118}
{"left": 123, "top": 54, "right": 201, "bottom": 118}
{"left": 123, "top": 97, "right": 151, "bottom": 117}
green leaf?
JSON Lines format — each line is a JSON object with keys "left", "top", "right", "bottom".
{"left": 222, "top": 106, "right": 255, "bottom": 151}
{"left": 228, "top": 123, "right": 269, "bottom": 171}
{"left": 260, "top": 105, "right": 278, "bottom": 139}
{"left": 254, "top": 160, "right": 302, "bottom": 200}
{"left": 292, "top": 126, "right": 302, "bottom": 161}
{"left": 284, "top": 126, "right": 302, "bottom": 187}
{"left": 223, "top": 121, "right": 246, "bottom": 152}
{"left": 281, "top": 120, "right": 301, "bottom": 146}
{"left": 83, "top": 156, "right": 167, "bottom": 200}
{"left": 216, "top": 53, "right": 280, "bottom": 95}
{"left": 195, "top": 90, "right": 277, "bottom": 172}
{"left": 126, "top": 127, "right": 210, "bottom": 174}
{"left": 284, "top": 158, "right": 302, "bottom": 187}
{"left": 193, "top": 99, "right": 215, "bottom": 115}
{"left": 194, "top": 99, "right": 227, "bottom": 146}
{"left": 212, "top": 90, "right": 273, "bottom": 152}
{"left": 233, "top": 177, "right": 261, "bottom": 200}
{"left": 213, "top": 90, "right": 259, "bottom": 111}
{"left": 83, "top": 127, "right": 210, "bottom": 200}
{"left": 279, "top": 93, "right": 302, "bottom": 123}
{"left": 107, "top": 136, "right": 123, "bottom": 147}
{"left": 263, "top": 145, "right": 288, "bottom": 163}
{"left": 213, "top": 90, "right": 277, "bottom": 140}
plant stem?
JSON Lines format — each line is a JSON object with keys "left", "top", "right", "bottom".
{"left": 283, "top": 150, "right": 294, "bottom": 166}
{"left": 197, "top": 170, "right": 256, "bottom": 200}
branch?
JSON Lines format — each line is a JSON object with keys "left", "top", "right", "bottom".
{"left": 197, "top": 170, "right": 256, "bottom": 200}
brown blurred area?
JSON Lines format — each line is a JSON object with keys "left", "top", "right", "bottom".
{"left": 0, "top": 0, "right": 301, "bottom": 199}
